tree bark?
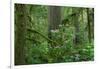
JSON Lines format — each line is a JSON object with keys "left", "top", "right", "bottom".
{"left": 15, "top": 4, "right": 28, "bottom": 65}
{"left": 48, "top": 6, "right": 61, "bottom": 47}
{"left": 87, "top": 8, "right": 91, "bottom": 43}
{"left": 48, "top": 6, "right": 61, "bottom": 30}
{"left": 72, "top": 8, "right": 80, "bottom": 46}
{"left": 91, "top": 8, "right": 94, "bottom": 40}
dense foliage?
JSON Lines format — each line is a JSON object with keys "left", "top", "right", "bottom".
{"left": 15, "top": 4, "right": 94, "bottom": 65}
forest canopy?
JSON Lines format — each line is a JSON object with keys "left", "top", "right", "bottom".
{"left": 14, "top": 4, "right": 94, "bottom": 65}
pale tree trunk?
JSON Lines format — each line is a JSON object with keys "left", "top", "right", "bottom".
{"left": 72, "top": 8, "right": 80, "bottom": 46}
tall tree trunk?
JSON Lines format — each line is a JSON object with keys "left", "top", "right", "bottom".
{"left": 82, "top": 8, "right": 88, "bottom": 43}
{"left": 15, "top": 4, "right": 28, "bottom": 65}
{"left": 91, "top": 8, "right": 94, "bottom": 40}
{"left": 48, "top": 6, "right": 61, "bottom": 30}
{"left": 87, "top": 8, "right": 91, "bottom": 43}
{"left": 72, "top": 8, "right": 80, "bottom": 46}
{"left": 48, "top": 6, "right": 61, "bottom": 47}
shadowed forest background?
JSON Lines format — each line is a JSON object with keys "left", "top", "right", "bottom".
{"left": 14, "top": 4, "right": 94, "bottom": 65}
